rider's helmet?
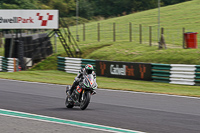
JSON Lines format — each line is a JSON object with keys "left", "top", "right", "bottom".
{"left": 85, "top": 64, "right": 94, "bottom": 74}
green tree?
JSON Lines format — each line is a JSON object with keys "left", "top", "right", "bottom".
{"left": 0, "top": 0, "right": 192, "bottom": 18}
{"left": 0, "top": 0, "right": 38, "bottom": 9}
{"left": 162, "top": 0, "right": 191, "bottom": 5}
{"left": 79, "top": 0, "right": 94, "bottom": 19}
{"left": 89, "top": 0, "right": 158, "bottom": 17}
{"left": 39, "top": 0, "right": 51, "bottom": 4}
{"left": 1, "top": 3, "right": 20, "bottom": 9}
{"left": 48, "top": 0, "right": 75, "bottom": 17}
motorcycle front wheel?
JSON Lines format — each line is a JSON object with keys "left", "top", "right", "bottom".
{"left": 80, "top": 91, "right": 91, "bottom": 110}
{"left": 65, "top": 96, "right": 74, "bottom": 108}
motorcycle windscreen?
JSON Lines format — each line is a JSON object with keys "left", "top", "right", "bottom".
{"left": 83, "top": 74, "right": 97, "bottom": 89}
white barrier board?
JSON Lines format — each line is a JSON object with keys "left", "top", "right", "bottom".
{"left": 0, "top": 10, "right": 58, "bottom": 29}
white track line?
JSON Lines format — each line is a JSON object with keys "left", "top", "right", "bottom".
{"left": 0, "top": 108, "right": 145, "bottom": 133}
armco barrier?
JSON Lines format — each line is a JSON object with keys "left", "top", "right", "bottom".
{"left": 81, "top": 59, "right": 96, "bottom": 70}
{"left": 195, "top": 65, "right": 200, "bottom": 86}
{"left": 57, "top": 57, "right": 96, "bottom": 74}
{"left": 58, "top": 57, "right": 200, "bottom": 86}
{"left": 152, "top": 63, "right": 171, "bottom": 83}
{"left": 170, "top": 64, "right": 196, "bottom": 85}
{"left": 57, "top": 57, "right": 152, "bottom": 81}
{"left": 0, "top": 56, "right": 19, "bottom": 72}
{"left": 65, "top": 57, "right": 82, "bottom": 74}
{"left": 152, "top": 63, "right": 200, "bottom": 86}
{"left": 57, "top": 57, "right": 82, "bottom": 74}
{"left": 0, "top": 56, "right": 2, "bottom": 71}
{"left": 57, "top": 56, "right": 65, "bottom": 71}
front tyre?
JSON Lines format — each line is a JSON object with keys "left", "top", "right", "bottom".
{"left": 80, "top": 91, "right": 91, "bottom": 110}
{"left": 65, "top": 96, "right": 74, "bottom": 108}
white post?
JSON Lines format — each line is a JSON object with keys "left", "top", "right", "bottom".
{"left": 54, "top": 33, "right": 57, "bottom": 53}
{"left": 9, "top": 34, "right": 15, "bottom": 58}
{"left": 158, "top": 0, "right": 160, "bottom": 43}
{"left": 76, "top": 0, "right": 79, "bottom": 42}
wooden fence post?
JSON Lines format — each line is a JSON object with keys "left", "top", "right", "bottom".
{"left": 98, "top": 23, "right": 100, "bottom": 42}
{"left": 129, "top": 22, "right": 132, "bottom": 42}
{"left": 161, "top": 27, "right": 164, "bottom": 34}
{"left": 83, "top": 23, "right": 85, "bottom": 41}
{"left": 140, "top": 24, "right": 142, "bottom": 44}
{"left": 149, "top": 26, "right": 152, "bottom": 46}
{"left": 113, "top": 23, "right": 116, "bottom": 42}
{"left": 183, "top": 27, "right": 185, "bottom": 49}
{"left": 159, "top": 27, "right": 166, "bottom": 49}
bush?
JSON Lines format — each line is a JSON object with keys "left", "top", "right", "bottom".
{"left": 61, "top": 17, "right": 89, "bottom": 26}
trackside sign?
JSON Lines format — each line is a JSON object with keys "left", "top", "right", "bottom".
{"left": 96, "top": 60, "right": 152, "bottom": 81}
{"left": 0, "top": 10, "right": 59, "bottom": 29}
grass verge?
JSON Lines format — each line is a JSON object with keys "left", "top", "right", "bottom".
{"left": 0, "top": 70, "right": 200, "bottom": 97}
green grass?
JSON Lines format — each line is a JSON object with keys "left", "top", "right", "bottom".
{"left": 70, "top": 0, "right": 200, "bottom": 45}
{"left": 84, "top": 41, "right": 200, "bottom": 64}
{"left": 0, "top": 70, "right": 200, "bottom": 97}
{"left": 66, "top": 0, "right": 200, "bottom": 64}
{"left": 1, "top": 1, "right": 200, "bottom": 97}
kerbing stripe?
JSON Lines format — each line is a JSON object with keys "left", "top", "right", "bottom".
{"left": 0, "top": 109, "right": 145, "bottom": 133}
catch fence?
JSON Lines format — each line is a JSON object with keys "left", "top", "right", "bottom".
{"left": 69, "top": 23, "right": 200, "bottom": 49}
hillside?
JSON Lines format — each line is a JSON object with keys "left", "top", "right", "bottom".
{"left": 57, "top": 0, "right": 200, "bottom": 66}
{"left": 1, "top": 0, "right": 200, "bottom": 71}
{"left": 70, "top": 0, "right": 200, "bottom": 45}
{"left": 74, "top": 0, "right": 200, "bottom": 61}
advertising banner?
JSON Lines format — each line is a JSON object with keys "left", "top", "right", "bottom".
{"left": 0, "top": 10, "right": 58, "bottom": 29}
{"left": 96, "top": 60, "right": 152, "bottom": 81}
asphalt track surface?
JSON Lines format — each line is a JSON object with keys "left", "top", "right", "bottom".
{"left": 0, "top": 79, "right": 200, "bottom": 133}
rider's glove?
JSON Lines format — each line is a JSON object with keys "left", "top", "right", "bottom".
{"left": 75, "top": 78, "right": 81, "bottom": 83}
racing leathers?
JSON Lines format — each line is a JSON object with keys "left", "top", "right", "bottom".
{"left": 69, "top": 68, "right": 96, "bottom": 95}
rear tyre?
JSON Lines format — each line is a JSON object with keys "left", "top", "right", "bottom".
{"left": 80, "top": 91, "right": 91, "bottom": 110}
{"left": 65, "top": 96, "right": 74, "bottom": 108}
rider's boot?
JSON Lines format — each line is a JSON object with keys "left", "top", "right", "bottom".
{"left": 68, "top": 82, "right": 77, "bottom": 95}
{"left": 67, "top": 85, "right": 76, "bottom": 102}
{"left": 91, "top": 90, "right": 97, "bottom": 95}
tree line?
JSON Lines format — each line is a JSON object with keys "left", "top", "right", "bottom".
{"left": 0, "top": 0, "right": 191, "bottom": 19}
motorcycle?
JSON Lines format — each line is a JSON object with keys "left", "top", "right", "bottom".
{"left": 65, "top": 74, "right": 98, "bottom": 110}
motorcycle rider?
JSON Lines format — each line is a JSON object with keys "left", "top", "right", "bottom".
{"left": 68, "top": 64, "right": 96, "bottom": 95}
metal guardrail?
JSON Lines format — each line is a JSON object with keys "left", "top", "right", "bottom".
{"left": 152, "top": 63, "right": 171, "bottom": 83}
{"left": 195, "top": 65, "right": 200, "bottom": 86}
{"left": 57, "top": 57, "right": 96, "bottom": 74}
{"left": 152, "top": 63, "right": 200, "bottom": 86}
{"left": 170, "top": 64, "right": 196, "bottom": 85}
{"left": 81, "top": 59, "right": 96, "bottom": 69}
{"left": 0, "top": 56, "right": 2, "bottom": 72}
{"left": 0, "top": 56, "right": 19, "bottom": 72}
{"left": 58, "top": 57, "right": 200, "bottom": 86}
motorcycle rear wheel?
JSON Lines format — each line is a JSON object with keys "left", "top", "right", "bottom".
{"left": 65, "top": 96, "right": 74, "bottom": 108}
{"left": 80, "top": 91, "right": 91, "bottom": 110}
